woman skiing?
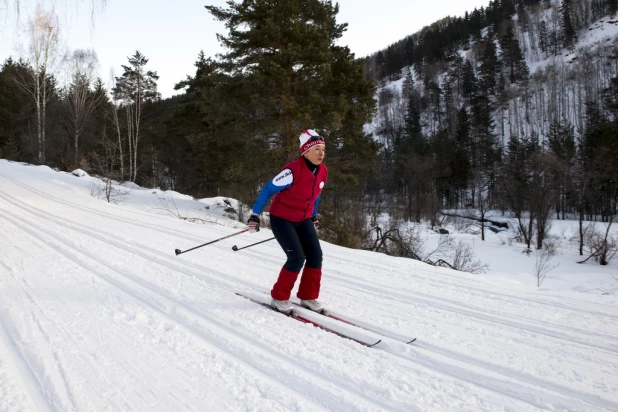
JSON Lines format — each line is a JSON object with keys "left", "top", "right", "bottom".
{"left": 247, "top": 129, "right": 327, "bottom": 314}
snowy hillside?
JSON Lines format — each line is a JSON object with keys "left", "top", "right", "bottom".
{"left": 369, "top": 11, "right": 618, "bottom": 145}
{"left": 1, "top": 159, "right": 618, "bottom": 411}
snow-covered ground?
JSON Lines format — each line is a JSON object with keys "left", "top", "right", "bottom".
{"left": 1, "top": 159, "right": 617, "bottom": 412}
{"left": 420, "top": 214, "right": 618, "bottom": 295}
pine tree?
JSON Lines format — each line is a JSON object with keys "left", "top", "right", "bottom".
{"left": 577, "top": 100, "right": 617, "bottom": 254}
{"left": 547, "top": 118, "right": 576, "bottom": 219}
{"left": 503, "top": 136, "right": 528, "bottom": 215}
{"left": 203, "top": 0, "right": 373, "bottom": 160}
{"left": 0, "top": 58, "right": 31, "bottom": 162}
{"left": 402, "top": 37, "right": 415, "bottom": 67}
{"left": 112, "top": 51, "right": 160, "bottom": 182}
{"left": 581, "top": 100, "right": 608, "bottom": 167}
{"left": 501, "top": 133, "right": 540, "bottom": 249}
{"left": 402, "top": 67, "right": 415, "bottom": 99}
{"left": 455, "top": 107, "right": 472, "bottom": 154}
{"left": 202, "top": 0, "right": 378, "bottom": 230}
{"left": 477, "top": 34, "right": 501, "bottom": 107}
{"left": 547, "top": 118, "right": 576, "bottom": 162}
{"left": 453, "top": 107, "right": 472, "bottom": 201}
{"left": 431, "top": 129, "right": 458, "bottom": 208}
{"left": 424, "top": 78, "right": 443, "bottom": 133}
{"left": 607, "top": 0, "right": 618, "bottom": 16}
{"left": 538, "top": 20, "right": 549, "bottom": 57}
{"left": 561, "top": 0, "right": 577, "bottom": 52}
{"left": 384, "top": 47, "right": 404, "bottom": 79}
{"left": 443, "top": 78, "right": 457, "bottom": 137}
{"left": 0, "top": 136, "right": 20, "bottom": 160}
{"left": 375, "top": 51, "right": 387, "bottom": 81}
{"left": 322, "top": 43, "right": 380, "bottom": 226}
{"left": 89, "top": 78, "right": 121, "bottom": 184}
{"left": 462, "top": 59, "right": 477, "bottom": 102}
{"left": 448, "top": 54, "right": 465, "bottom": 96}
{"left": 170, "top": 52, "right": 223, "bottom": 196}
{"left": 499, "top": 23, "right": 529, "bottom": 84}
{"left": 403, "top": 93, "right": 423, "bottom": 154}
{"left": 516, "top": 2, "right": 531, "bottom": 33}
{"left": 471, "top": 102, "right": 499, "bottom": 172}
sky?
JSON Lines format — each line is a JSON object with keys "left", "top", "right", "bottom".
{"left": 0, "top": 158, "right": 617, "bottom": 411}
{"left": 1, "top": 0, "right": 490, "bottom": 98}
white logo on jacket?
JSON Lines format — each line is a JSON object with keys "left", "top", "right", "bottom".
{"left": 273, "top": 169, "right": 293, "bottom": 186}
{"left": 319, "top": 182, "right": 325, "bottom": 189}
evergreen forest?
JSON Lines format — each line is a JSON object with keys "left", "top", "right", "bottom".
{"left": 1, "top": 0, "right": 617, "bottom": 261}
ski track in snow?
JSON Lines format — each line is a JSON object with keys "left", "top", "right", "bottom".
{"left": 330, "top": 252, "right": 618, "bottom": 317}
{"left": 1, "top": 163, "right": 618, "bottom": 411}
{"left": 0, "top": 261, "right": 54, "bottom": 412}
{"left": 0, "top": 172, "right": 544, "bottom": 411}
{"left": 0, "top": 207, "right": 393, "bottom": 411}
{"left": 0, "top": 184, "right": 480, "bottom": 411}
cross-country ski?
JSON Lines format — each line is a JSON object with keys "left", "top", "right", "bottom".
{"left": 2, "top": 1, "right": 618, "bottom": 410}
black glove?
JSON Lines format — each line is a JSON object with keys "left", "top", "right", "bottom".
{"left": 311, "top": 216, "right": 321, "bottom": 230}
{"left": 247, "top": 214, "right": 260, "bottom": 233}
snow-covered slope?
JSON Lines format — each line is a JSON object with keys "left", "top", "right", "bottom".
{"left": 1, "top": 159, "right": 617, "bottom": 411}
{"left": 369, "top": 13, "right": 618, "bottom": 146}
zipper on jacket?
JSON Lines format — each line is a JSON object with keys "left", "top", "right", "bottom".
{"left": 302, "top": 168, "right": 319, "bottom": 220}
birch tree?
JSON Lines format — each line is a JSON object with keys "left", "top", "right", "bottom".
{"left": 14, "top": 4, "right": 61, "bottom": 164}
{"left": 108, "top": 69, "right": 124, "bottom": 179}
{"left": 112, "top": 51, "right": 159, "bottom": 182}
{"left": 2, "top": 0, "right": 107, "bottom": 24}
{"left": 64, "top": 49, "right": 102, "bottom": 167}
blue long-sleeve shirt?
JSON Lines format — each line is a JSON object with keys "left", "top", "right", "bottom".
{"left": 252, "top": 167, "right": 321, "bottom": 217}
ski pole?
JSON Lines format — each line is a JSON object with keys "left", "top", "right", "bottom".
{"left": 175, "top": 229, "right": 249, "bottom": 256}
{"left": 232, "top": 237, "right": 276, "bottom": 252}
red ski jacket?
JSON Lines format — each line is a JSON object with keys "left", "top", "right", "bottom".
{"left": 269, "top": 157, "right": 328, "bottom": 222}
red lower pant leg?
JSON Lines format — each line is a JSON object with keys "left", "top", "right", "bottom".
{"left": 297, "top": 266, "right": 322, "bottom": 300}
{"left": 271, "top": 267, "right": 300, "bottom": 300}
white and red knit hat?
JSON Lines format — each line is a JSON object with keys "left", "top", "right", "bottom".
{"left": 299, "top": 129, "right": 325, "bottom": 155}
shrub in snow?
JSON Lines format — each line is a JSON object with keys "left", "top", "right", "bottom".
{"left": 425, "top": 235, "right": 489, "bottom": 274}
{"left": 451, "top": 240, "right": 489, "bottom": 274}
{"left": 88, "top": 177, "right": 130, "bottom": 204}
{"left": 579, "top": 224, "right": 618, "bottom": 266}
{"left": 535, "top": 240, "right": 559, "bottom": 287}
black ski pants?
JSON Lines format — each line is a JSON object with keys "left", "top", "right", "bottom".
{"left": 270, "top": 214, "right": 322, "bottom": 272}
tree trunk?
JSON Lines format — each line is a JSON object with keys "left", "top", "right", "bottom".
{"left": 74, "top": 128, "right": 79, "bottom": 166}
{"left": 481, "top": 216, "right": 485, "bottom": 241}
{"left": 126, "top": 105, "right": 133, "bottom": 181}
{"left": 133, "top": 82, "right": 141, "bottom": 182}
{"left": 36, "top": 93, "right": 43, "bottom": 163}
{"left": 113, "top": 104, "right": 124, "bottom": 179}
{"left": 579, "top": 208, "right": 584, "bottom": 256}
{"left": 41, "top": 78, "right": 47, "bottom": 164}
{"left": 527, "top": 217, "right": 534, "bottom": 249}
{"left": 151, "top": 143, "right": 157, "bottom": 188}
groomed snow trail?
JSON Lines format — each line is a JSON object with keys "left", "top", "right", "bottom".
{"left": 1, "top": 160, "right": 617, "bottom": 412}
